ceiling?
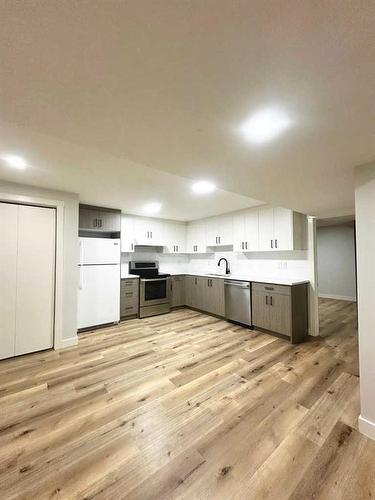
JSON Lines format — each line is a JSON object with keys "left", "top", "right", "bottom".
{"left": 1, "top": 1, "right": 375, "bottom": 219}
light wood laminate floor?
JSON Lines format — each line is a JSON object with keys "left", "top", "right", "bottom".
{"left": 0, "top": 299, "right": 372, "bottom": 499}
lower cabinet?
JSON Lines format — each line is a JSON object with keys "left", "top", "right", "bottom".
{"left": 252, "top": 282, "right": 308, "bottom": 343}
{"left": 120, "top": 278, "right": 139, "bottom": 318}
{"left": 171, "top": 276, "right": 185, "bottom": 307}
{"left": 183, "top": 276, "right": 224, "bottom": 317}
{"left": 203, "top": 278, "right": 225, "bottom": 316}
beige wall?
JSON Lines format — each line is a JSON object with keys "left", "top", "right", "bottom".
{"left": 0, "top": 181, "right": 79, "bottom": 345}
{"left": 355, "top": 164, "right": 375, "bottom": 440}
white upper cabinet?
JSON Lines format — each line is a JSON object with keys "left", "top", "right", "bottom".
{"left": 187, "top": 222, "right": 206, "bottom": 253}
{"left": 120, "top": 206, "right": 306, "bottom": 255}
{"left": 258, "top": 206, "right": 275, "bottom": 250}
{"left": 258, "top": 206, "right": 307, "bottom": 251}
{"left": 273, "top": 207, "right": 293, "bottom": 250}
{"left": 206, "top": 215, "right": 233, "bottom": 247}
{"left": 133, "top": 217, "right": 164, "bottom": 246}
{"left": 165, "top": 222, "right": 186, "bottom": 253}
{"left": 121, "top": 215, "right": 135, "bottom": 252}
{"left": 233, "top": 209, "right": 259, "bottom": 251}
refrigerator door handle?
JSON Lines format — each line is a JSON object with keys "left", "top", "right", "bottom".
{"left": 79, "top": 241, "right": 84, "bottom": 290}
{"left": 79, "top": 265, "right": 84, "bottom": 290}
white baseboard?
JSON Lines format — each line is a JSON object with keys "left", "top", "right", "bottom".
{"left": 318, "top": 293, "right": 356, "bottom": 302}
{"left": 359, "top": 415, "right": 375, "bottom": 441}
{"left": 54, "top": 336, "right": 78, "bottom": 350}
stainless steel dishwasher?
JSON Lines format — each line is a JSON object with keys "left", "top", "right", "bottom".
{"left": 224, "top": 280, "right": 251, "bottom": 326}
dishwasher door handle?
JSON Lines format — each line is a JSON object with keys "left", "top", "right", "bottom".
{"left": 224, "top": 281, "right": 250, "bottom": 289}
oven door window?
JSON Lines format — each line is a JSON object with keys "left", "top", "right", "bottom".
{"left": 144, "top": 280, "right": 167, "bottom": 301}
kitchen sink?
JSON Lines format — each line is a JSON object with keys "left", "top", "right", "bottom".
{"left": 207, "top": 273, "right": 230, "bottom": 277}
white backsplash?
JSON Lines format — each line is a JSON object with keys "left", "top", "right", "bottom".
{"left": 121, "top": 247, "right": 189, "bottom": 276}
{"left": 121, "top": 246, "right": 310, "bottom": 280}
{"left": 189, "top": 248, "right": 310, "bottom": 279}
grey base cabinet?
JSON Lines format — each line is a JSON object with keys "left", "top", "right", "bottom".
{"left": 120, "top": 278, "right": 139, "bottom": 318}
{"left": 171, "top": 276, "right": 186, "bottom": 307}
{"left": 184, "top": 276, "right": 224, "bottom": 317}
{"left": 252, "top": 282, "right": 308, "bottom": 343}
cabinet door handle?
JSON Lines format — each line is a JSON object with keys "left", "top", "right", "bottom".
{"left": 266, "top": 295, "right": 268, "bottom": 305}
{"left": 93, "top": 218, "right": 97, "bottom": 228}
{"left": 131, "top": 243, "right": 134, "bottom": 251}
{"left": 275, "top": 239, "right": 278, "bottom": 248}
{"left": 219, "top": 236, "right": 221, "bottom": 244}
{"left": 270, "top": 295, "right": 273, "bottom": 306}
{"left": 176, "top": 245, "right": 179, "bottom": 252}
{"left": 271, "top": 239, "right": 274, "bottom": 249}
{"left": 100, "top": 219, "right": 103, "bottom": 228}
{"left": 245, "top": 242, "right": 248, "bottom": 250}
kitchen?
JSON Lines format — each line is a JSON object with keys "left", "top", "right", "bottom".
{"left": 78, "top": 203, "right": 311, "bottom": 344}
{"left": 1, "top": 1, "right": 374, "bottom": 498}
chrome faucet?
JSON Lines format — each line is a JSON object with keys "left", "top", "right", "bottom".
{"left": 218, "top": 257, "right": 230, "bottom": 274}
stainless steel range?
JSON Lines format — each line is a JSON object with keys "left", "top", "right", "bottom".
{"left": 129, "top": 261, "right": 171, "bottom": 318}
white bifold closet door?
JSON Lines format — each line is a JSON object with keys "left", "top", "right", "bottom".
{"left": 0, "top": 203, "right": 56, "bottom": 360}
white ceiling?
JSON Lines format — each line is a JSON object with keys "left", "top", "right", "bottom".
{"left": 1, "top": 1, "right": 375, "bottom": 219}
{"left": 0, "top": 122, "right": 261, "bottom": 221}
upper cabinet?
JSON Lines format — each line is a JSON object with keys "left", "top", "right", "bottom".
{"left": 165, "top": 222, "right": 186, "bottom": 253}
{"left": 79, "top": 205, "right": 121, "bottom": 233}
{"left": 133, "top": 217, "right": 164, "bottom": 246}
{"left": 258, "top": 206, "right": 307, "bottom": 251}
{"left": 233, "top": 209, "right": 259, "bottom": 252}
{"left": 120, "top": 206, "right": 307, "bottom": 254}
{"left": 205, "top": 215, "right": 233, "bottom": 247}
{"left": 121, "top": 215, "right": 135, "bottom": 252}
{"left": 187, "top": 222, "right": 206, "bottom": 253}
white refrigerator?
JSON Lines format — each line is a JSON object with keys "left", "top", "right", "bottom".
{"left": 78, "top": 237, "right": 121, "bottom": 329}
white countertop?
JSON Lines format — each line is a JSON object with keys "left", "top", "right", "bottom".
{"left": 121, "top": 270, "right": 308, "bottom": 286}
{"left": 169, "top": 272, "right": 309, "bottom": 286}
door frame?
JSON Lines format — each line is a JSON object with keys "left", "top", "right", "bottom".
{"left": 0, "top": 193, "right": 65, "bottom": 349}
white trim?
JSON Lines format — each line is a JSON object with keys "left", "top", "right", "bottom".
{"left": 0, "top": 192, "right": 72, "bottom": 351}
{"left": 55, "top": 336, "right": 79, "bottom": 349}
{"left": 318, "top": 293, "right": 356, "bottom": 302}
{"left": 359, "top": 415, "right": 375, "bottom": 441}
{"left": 307, "top": 216, "right": 319, "bottom": 336}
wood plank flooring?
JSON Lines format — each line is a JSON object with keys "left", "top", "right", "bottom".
{"left": 0, "top": 299, "right": 372, "bottom": 499}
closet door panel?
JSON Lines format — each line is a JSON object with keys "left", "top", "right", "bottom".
{"left": 0, "top": 203, "right": 18, "bottom": 360}
{"left": 15, "top": 205, "right": 56, "bottom": 356}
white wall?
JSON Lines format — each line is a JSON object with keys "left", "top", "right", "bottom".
{"left": 317, "top": 224, "right": 356, "bottom": 301}
{"left": 355, "top": 164, "right": 375, "bottom": 440}
{"left": 0, "top": 181, "right": 79, "bottom": 346}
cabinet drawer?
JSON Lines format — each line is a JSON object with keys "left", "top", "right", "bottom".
{"left": 252, "top": 282, "right": 291, "bottom": 296}
{"left": 121, "top": 304, "right": 138, "bottom": 316}
{"left": 172, "top": 275, "right": 185, "bottom": 281}
{"left": 120, "top": 288, "right": 138, "bottom": 299}
{"left": 121, "top": 279, "right": 139, "bottom": 290}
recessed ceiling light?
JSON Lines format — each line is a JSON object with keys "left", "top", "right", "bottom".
{"left": 143, "top": 202, "right": 162, "bottom": 214}
{"left": 192, "top": 180, "right": 216, "bottom": 195}
{"left": 239, "top": 108, "right": 292, "bottom": 144}
{"left": 1, "top": 154, "right": 28, "bottom": 169}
